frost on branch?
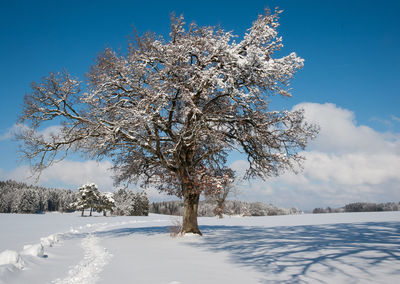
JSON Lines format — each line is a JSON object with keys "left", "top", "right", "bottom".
{"left": 19, "top": 9, "right": 318, "bottom": 234}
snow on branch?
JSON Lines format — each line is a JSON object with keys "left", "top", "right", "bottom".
{"left": 18, "top": 10, "right": 318, "bottom": 198}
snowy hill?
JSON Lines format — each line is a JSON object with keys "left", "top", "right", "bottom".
{"left": 1, "top": 211, "right": 399, "bottom": 283}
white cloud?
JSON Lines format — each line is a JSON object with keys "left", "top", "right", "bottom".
{"left": 0, "top": 123, "right": 62, "bottom": 141}
{"left": 37, "top": 125, "right": 63, "bottom": 139}
{"left": 1, "top": 160, "right": 115, "bottom": 191}
{"left": 0, "top": 159, "right": 167, "bottom": 199}
{"left": 302, "top": 151, "right": 400, "bottom": 186}
{"left": 230, "top": 103, "right": 400, "bottom": 210}
{"left": 392, "top": 115, "right": 400, "bottom": 123}
{"left": 0, "top": 131, "right": 11, "bottom": 141}
{"left": 293, "top": 103, "right": 398, "bottom": 154}
{"left": 0, "top": 124, "right": 26, "bottom": 141}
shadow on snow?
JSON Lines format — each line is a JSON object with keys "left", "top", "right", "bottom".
{"left": 196, "top": 222, "right": 400, "bottom": 283}
{"left": 64, "top": 220, "right": 400, "bottom": 283}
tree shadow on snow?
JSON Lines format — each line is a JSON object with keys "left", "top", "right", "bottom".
{"left": 94, "top": 225, "right": 171, "bottom": 238}
{"left": 68, "top": 220, "right": 400, "bottom": 283}
{"left": 58, "top": 225, "right": 171, "bottom": 242}
{"left": 189, "top": 222, "right": 400, "bottom": 283}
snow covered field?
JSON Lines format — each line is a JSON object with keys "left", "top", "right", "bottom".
{"left": 1, "top": 211, "right": 399, "bottom": 283}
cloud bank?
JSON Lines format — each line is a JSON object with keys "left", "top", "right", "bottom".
{"left": 0, "top": 159, "right": 165, "bottom": 199}
{"left": 232, "top": 103, "right": 400, "bottom": 209}
{"left": 1, "top": 160, "right": 114, "bottom": 190}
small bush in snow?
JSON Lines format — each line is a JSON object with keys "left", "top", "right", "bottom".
{"left": 169, "top": 217, "right": 183, "bottom": 238}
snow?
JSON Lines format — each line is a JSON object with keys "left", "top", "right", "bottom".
{"left": 0, "top": 250, "right": 24, "bottom": 269}
{"left": 41, "top": 234, "right": 60, "bottom": 247}
{"left": 52, "top": 234, "right": 112, "bottom": 284}
{"left": 21, "top": 244, "right": 44, "bottom": 258}
{"left": 0, "top": 211, "right": 400, "bottom": 283}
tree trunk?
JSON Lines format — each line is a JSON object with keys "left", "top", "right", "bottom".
{"left": 89, "top": 207, "right": 92, "bottom": 216}
{"left": 81, "top": 208, "right": 84, "bottom": 217}
{"left": 215, "top": 201, "right": 225, "bottom": 219}
{"left": 181, "top": 192, "right": 202, "bottom": 235}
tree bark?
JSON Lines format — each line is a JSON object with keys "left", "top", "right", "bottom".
{"left": 216, "top": 201, "right": 225, "bottom": 219}
{"left": 181, "top": 192, "right": 202, "bottom": 235}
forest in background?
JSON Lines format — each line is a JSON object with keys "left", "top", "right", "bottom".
{"left": 1, "top": 180, "right": 399, "bottom": 217}
{"left": 0, "top": 180, "right": 148, "bottom": 216}
{"left": 150, "top": 200, "right": 300, "bottom": 217}
{"left": 0, "top": 180, "right": 76, "bottom": 213}
{"left": 313, "top": 202, "right": 400, "bottom": 214}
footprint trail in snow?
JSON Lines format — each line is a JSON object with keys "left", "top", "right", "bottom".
{"left": 52, "top": 234, "right": 112, "bottom": 284}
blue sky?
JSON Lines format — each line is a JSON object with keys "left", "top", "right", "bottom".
{"left": 0, "top": 0, "right": 399, "bottom": 209}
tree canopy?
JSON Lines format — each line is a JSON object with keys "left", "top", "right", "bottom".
{"left": 19, "top": 9, "right": 318, "bottom": 234}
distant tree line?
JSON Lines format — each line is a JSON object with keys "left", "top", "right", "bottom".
{"left": 0, "top": 180, "right": 149, "bottom": 216}
{"left": 0, "top": 180, "right": 76, "bottom": 213}
{"left": 150, "top": 200, "right": 300, "bottom": 217}
{"left": 313, "top": 202, "right": 400, "bottom": 214}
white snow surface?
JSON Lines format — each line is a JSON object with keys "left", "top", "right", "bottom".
{"left": 0, "top": 211, "right": 400, "bottom": 283}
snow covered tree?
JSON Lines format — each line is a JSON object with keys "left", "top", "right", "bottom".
{"left": 133, "top": 191, "right": 149, "bottom": 216}
{"left": 97, "top": 192, "right": 115, "bottom": 216}
{"left": 18, "top": 10, "right": 318, "bottom": 234}
{"left": 204, "top": 168, "right": 235, "bottom": 218}
{"left": 0, "top": 180, "right": 77, "bottom": 213}
{"left": 18, "top": 188, "right": 40, "bottom": 213}
{"left": 112, "top": 188, "right": 149, "bottom": 216}
{"left": 112, "top": 188, "right": 135, "bottom": 216}
{"left": 74, "top": 183, "right": 101, "bottom": 216}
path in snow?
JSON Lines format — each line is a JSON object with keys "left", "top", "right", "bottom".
{"left": 52, "top": 234, "right": 112, "bottom": 284}
{"left": 0, "top": 214, "right": 172, "bottom": 284}
{"left": 48, "top": 218, "right": 169, "bottom": 284}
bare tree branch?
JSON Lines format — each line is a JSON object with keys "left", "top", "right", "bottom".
{"left": 18, "top": 9, "right": 318, "bottom": 234}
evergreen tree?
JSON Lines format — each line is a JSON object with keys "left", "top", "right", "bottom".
{"left": 0, "top": 180, "right": 76, "bottom": 214}
{"left": 73, "top": 183, "right": 101, "bottom": 216}
{"left": 133, "top": 192, "right": 149, "bottom": 216}
{"left": 113, "top": 188, "right": 135, "bottom": 216}
{"left": 98, "top": 192, "right": 115, "bottom": 216}
{"left": 18, "top": 188, "right": 40, "bottom": 213}
{"left": 113, "top": 189, "right": 149, "bottom": 216}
